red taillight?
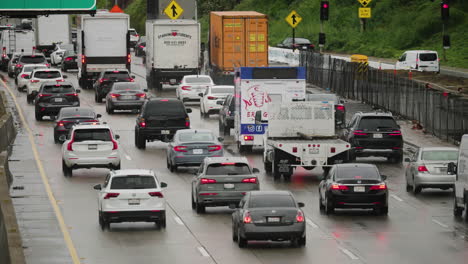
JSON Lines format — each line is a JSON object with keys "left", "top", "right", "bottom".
{"left": 64, "top": 57, "right": 73, "bottom": 61}
{"left": 185, "top": 117, "right": 190, "bottom": 127}
{"left": 292, "top": 147, "right": 298, "bottom": 153}
{"left": 135, "top": 93, "right": 146, "bottom": 98}
{"left": 110, "top": 93, "right": 121, "bottom": 98}
{"left": 330, "top": 147, "right": 336, "bottom": 153}
{"left": 174, "top": 146, "right": 188, "bottom": 152}
{"left": 331, "top": 184, "right": 349, "bottom": 191}
{"left": 81, "top": 55, "right": 86, "bottom": 64}
{"left": 353, "top": 130, "right": 368, "bottom": 136}
{"left": 104, "top": 192, "right": 120, "bottom": 199}
{"left": 200, "top": 178, "right": 217, "bottom": 184}
{"left": 369, "top": 184, "right": 387, "bottom": 190}
{"left": 241, "top": 177, "right": 257, "bottom": 184}
{"left": 20, "top": 74, "right": 29, "bottom": 78}
{"left": 148, "top": 192, "right": 164, "bottom": 198}
{"left": 99, "top": 78, "right": 109, "bottom": 83}
{"left": 45, "top": 64, "right": 50, "bottom": 67}
{"left": 243, "top": 211, "right": 252, "bottom": 224}
{"left": 67, "top": 134, "right": 75, "bottom": 151}
{"left": 139, "top": 45, "right": 144, "bottom": 48}
{"left": 208, "top": 145, "right": 222, "bottom": 152}
{"left": 127, "top": 54, "right": 131, "bottom": 63}
{"left": 15, "top": 64, "right": 23, "bottom": 68}
{"left": 336, "top": 105, "right": 345, "bottom": 111}
{"left": 389, "top": 131, "right": 402, "bottom": 136}
{"left": 56, "top": 79, "right": 65, "bottom": 82}
{"left": 181, "top": 86, "right": 191, "bottom": 91}
{"left": 207, "top": 96, "right": 217, "bottom": 100}
{"left": 296, "top": 210, "right": 305, "bottom": 223}
{"left": 38, "top": 93, "right": 52, "bottom": 97}
{"left": 65, "top": 93, "right": 78, "bottom": 97}
{"left": 134, "top": 34, "right": 139, "bottom": 37}
{"left": 30, "top": 79, "right": 40, "bottom": 83}
{"left": 418, "top": 165, "right": 428, "bottom": 172}
{"left": 221, "top": 162, "right": 236, "bottom": 165}
{"left": 139, "top": 122, "right": 146, "bottom": 127}
{"left": 244, "top": 135, "right": 254, "bottom": 141}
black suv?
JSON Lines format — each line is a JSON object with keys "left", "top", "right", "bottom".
{"left": 93, "top": 69, "right": 135, "bottom": 103}
{"left": 35, "top": 82, "right": 80, "bottom": 121}
{"left": 218, "top": 94, "right": 235, "bottom": 136}
{"left": 54, "top": 107, "right": 101, "bottom": 143}
{"left": 15, "top": 53, "right": 48, "bottom": 75}
{"left": 135, "top": 98, "right": 192, "bottom": 149}
{"left": 341, "top": 112, "right": 403, "bottom": 163}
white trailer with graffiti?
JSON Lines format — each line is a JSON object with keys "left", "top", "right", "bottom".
{"left": 233, "top": 67, "right": 306, "bottom": 153}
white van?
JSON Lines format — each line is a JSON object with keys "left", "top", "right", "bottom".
{"left": 396, "top": 50, "right": 439, "bottom": 73}
{"left": 449, "top": 134, "right": 468, "bottom": 219}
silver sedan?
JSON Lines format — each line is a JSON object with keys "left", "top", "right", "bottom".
{"left": 405, "top": 147, "right": 458, "bottom": 194}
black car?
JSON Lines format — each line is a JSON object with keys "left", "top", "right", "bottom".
{"left": 15, "top": 53, "right": 48, "bottom": 75}
{"left": 277, "top": 37, "right": 315, "bottom": 51}
{"left": 319, "top": 163, "right": 389, "bottom": 215}
{"left": 307, "top": 93, "right": 346, "bottom": 127}
{"left": 218, "top": 94, "right": 235, "bottom": 136}
{"left": 135, "top": 98, "right": 192, "bottom": 148}
{"left": 34, "top": 82, "right": 80, "bottom": 121}
{"left": 342, "top": 112, "right": 403, "bottom": 163}
{"left": 135, "top": 36, "right": 146, "bottom": 57}
{"left": 54, "top": 107, "right": 101, "bottom": 143}
{"left": 60, "top": 50, "right": 77, "bottom": 72}
{"left": 231, "top": 191, "right": 306, "bottom": 248}
{"left": 93, "top": 69, "right": 135, "bottom": 102}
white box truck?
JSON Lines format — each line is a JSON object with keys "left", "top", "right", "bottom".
{"left": 449, "top": 134, "right": 468, "bottom": 220}
{"left": 0, "top": 28, "right": 35, "bottom": 70}
{"left": 77, "top": 11, "right": 130, "bottom": 89}
{"left": 145, "top": 19, "right": 201, "bottom": 90}
{"left": 35, "top": 15, "right": 71, "bottom": 60}
{"left": 233, "top": 67, "right": 306, "bottom": 153}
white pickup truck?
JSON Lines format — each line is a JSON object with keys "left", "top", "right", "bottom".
{"left": 261, "top": 100, "right": 350, "bottom": 181}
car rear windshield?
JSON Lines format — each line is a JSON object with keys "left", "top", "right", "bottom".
{"left": 358, "top": 117, "right": 398, "bottom": 131}
{"left": 73, "top": 129, "right": 111, "bottom": 142}
{"left": 110, "top": 175, "right": 156, "bottom": 189}
{"left": 113, "top": 84, "right": 140, "bottom": 91}
{"left": 145, "top": 101, "right": 185, "bottom": 116}
{"left": 103, "top": 72, "right": 130, "bottom": 79}
{"left": 419, "top": 53, "right": 437, "bottom": 61}
{"left": 34, "top": 71, "right": 61, "bottom": 79}
{"left": 336, "top": 167, "right": 380, "bottom": 180}
{"left": 212, "top": 87, "right": 234, "bottom": 94}
{"left": 129, "top": 30, "right": 137, "bottom": 35}
{"left": 294, "top": 38, "right": 311, "bottom": 44}
{"left": 179, "top": 132, "right": 213, "bottom": 142}
{"left": 61, "top": 109, "right": 94, "bottom": 118}
{"left": 43, "top": 85, "right": 74, "bottom": 93}
{"left": 186, "top": 77, "right": 212, "bottom": 84}
{"left": 249, "top": 195, "right": 295, "bottom": 208}
{"left": 24, "top": 66, "right": 46, "bottom": 72}
{"left": 422, "top": 150, "right": 458, "bottom": 161}
{"left": 20, "top": 56, "right": 46, "bottom": 63}
{"left": 205, "top": 163, "right": 251, "bottom": 175}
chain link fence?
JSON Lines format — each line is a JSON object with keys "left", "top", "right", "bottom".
{"left": 299, "top": 51, "right": 468, "bottom": 145}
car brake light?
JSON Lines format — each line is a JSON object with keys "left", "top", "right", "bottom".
{"left": 292, "top": 147, "right": 298, "bottom": 153}
{"left": 38, "top": 93, "right": 52, "bottom": 97}
{"left": 185, "top": 117, "right": 190, "bottom": 127}
{"left": 200, "top": 178, "right": 217, "bottom": 184}
{"left": 336, "top": 105, "right": 345, "bottom": 111}
{"left": 111, "top": 132, "right": 118, "bottom": 150}
{"left": 174, "top": 146, "right": 188, "bottom": 152}
{"left": 30, "top": 79, "right": 40, "bottom": 83}
{"left": 15, "top": 64, "right": 23, "bottom": 68}
{"left": 418, "top": 165, "right": 428, "bottom": 172}
{"left": 244, "top": 135, "right": 254, "bottom": 141}
{"left": 149, "top": 192, "right": 164, "bottom": 198}
{"left": 110, "top": 93, "right": 121, "bottom": 98}
{"left": 181, "top": 86, "right": 191, "bottom": 91}
{"left": 81, "top": 55, "right": 86, "bottom": 64}
{"left": 64, "top": 57, "right": 73, "bottom": 61}
{"left": 65, "top": 93, "right": 78, "bottom": 97}
{"left": 241, "top": 178, "right": 257, "bottom": 183}
{"left": 207, "top": 96, "right": 217, "bottom": 100}
{"left": 20, "top": 74, "right": 29, "bottom": 78}
{"left": 99, "top": 78, "right": 109, "bottom": 83}
{"left": 330, "top": 147, "right": 336, "bottom": 153}
{"left": 243, "top": 211, "right": 252, "bottom": 224}
{"left": 331, "top": 184, "right": 349, "bottom": 191}
{"left": 139, "top": 45, "right": 145, "bottom": 48}
{"left": 135, "top": 34, "right": 139, "bottom": 37}
{"left": 369, "top": 184, "right": 387, "bottom": 190}
{"left": 127, "top": 54, "right": 131, "bottom": 64}
{"left": 389, "top": 131, "right": 402, "bottom": 136}
{"left": 104, "top": 193, "right": 120, "bottom": 199}
{"left": 55, "top": 79, "right": 65, "bottom": 82}
{"left": 296, "top": 210, "right": 305, "bottom": 222}
{"left": 67, "top": 134, "right": 75, "bottom": 151}
{"left": 45, "top": 63, "right": 50, "bottom": 67}
{"left": 135, "top": 93, "right": 146, "bottom": 98}
{"left": 208, "top": 145, "right": 222, "bottom": 152}
{"left": 353, "top": 130, "right": 368, "bottom": 136}
{"left": 221, "top": 162, "right": 236, "bottom": 165}
{"left": 139, "top": 118, "right": 146, "bottom": 127}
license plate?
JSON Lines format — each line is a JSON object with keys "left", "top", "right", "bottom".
{"left": 268, "top": 217, "right": 280, "bottom": 223}
{"left": 128, "top": 199, "right": 140, "bottom": 205}
{"left": 373, "top": 133, "right": 383, "bottom": 138}
{"left": 224, "top": 183, "right": 235, "bottom": 189}
{"left": 354, "top": 186, "right": 365, "bottom": 192}
{"left": 161, "top": 130, "right": 170, "bottom": 135}
{"left": 54, "top": 98, "right": 63, "bottom": 102}
{"left": 193, "top": 149, "right": 203, "bottom": 154}
{"left": 88, "top": 144, "right": 97, "bottom": 150}
{"left": 309, "top": 149, "right": 319, "bottom": 154}
{"left": 120, "top": 95, "right": 132, "bottom": 100}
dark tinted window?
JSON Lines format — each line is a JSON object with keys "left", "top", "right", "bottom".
{"left": 20, "top": 56, "right": 46, "bottom": 63}
{"left": 129, "top": 30, "right": 137, "bottom": 35}
{"left": 422, "top": 150, "right": 458, "bottom": 161}
{"left": 186, "top": 77, "right": 212, "bottom": 84}
{"left": 43, "top": 85, "right": 74, "bottom": 93}
{"left": 419, "top": 53, "right": 437, "bottom": 61}
{"left": 249, "top": 195, "right": 295, "bottom": 208}
{"left": 358, "top": 116, "right": 398, "bottom": 130}
{"left": 336, "top": 166, "right": 380, "bottom": 180}
{"left": 34, "top": 71, "right": 61, "bottom": 79}
{"left": 145, "top": 101, "right": 185, "bottom": 116}
{"left": 103, "top": 71, "right": 130, "bottom": 79}
{"left": 179, "top": 132, "right": 213, "bottom": 142}
{"left": 73, "top": 129, "right": 111, "bottom": 142}
{"left": 252, "top": 67, "right": 298, "bottom": 79}
{"left": 206, "top": 163, "right": 251, "bottom": 175}
{"left": 212, "top": 87, "right": 234, "bottom": 94}
{"left": 24, "top": 66, "right": 46, "bottom": 72}
{"left": 110, "top": 176, "right": 156, "bottom": 189}
{"left": 61, "top": 109, "right": 94, "bottom": 118}
{"left": 113, "top": 83, "right": 140, "bottom": 91}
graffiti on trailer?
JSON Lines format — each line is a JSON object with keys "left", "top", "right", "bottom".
{"left": 243, "top": 85, "right": 271, "bottom": 110}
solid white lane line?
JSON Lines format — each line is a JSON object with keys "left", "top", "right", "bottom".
{"left": 197, "top": 246, "right": 210, "bottom": 257}
{"left": 306, "top": 218, "right": 318, "bottom": 228}
{"left": 339, "top": 247, "right": 359, "bottom": 260}
{"left": 391, "top": 194, "right": 403, "bottom": 202}
{"left": 432, "top": 219, "right": 449, "bottom": 229}
{"left": 174, "top": 216, "right": 184, "bottom": 226}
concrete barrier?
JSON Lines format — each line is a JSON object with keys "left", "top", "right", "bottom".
{"left": 0, "top": 91, "right": 16, "bottom": 155}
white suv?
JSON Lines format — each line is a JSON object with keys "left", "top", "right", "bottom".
{"left": 200, "top": 85, "right": 234, "bottom": 117}
{"left": 93, "top": 169, "right": 167, "bottom": 230}
{"left": 62, "top": 123, "right": 121, "bottom": 177}
{"left": 26, "top": 68, "right": 66, "bottom": 104}
{"left": 176, "top": 75, "right": 214, "bottom": 103}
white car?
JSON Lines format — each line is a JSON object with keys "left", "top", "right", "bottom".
{"left": 176, "top": 75, "right": 214, "bottom": 103}
{"left": 93, "top": 169, "right": 167, "bottom": 230}
{"left": 129, "top": 28, "right": 140, "bottom": 47}
{"left": 200, "top": 85, "right": 234, "bottom": 117}
{"left": 15, "top": 64, "right": 48, "bottom": 91}
{"left": 26, "top": 68, "right": 66, "bottom": 104}
{"left": 62, "top": 123, "right": 121, "bottom": 177}
{"left": 50, "top": 43, "right": 75, "bottom": 66}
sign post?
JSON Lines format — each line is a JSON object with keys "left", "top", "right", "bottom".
{"left": 357, "top": 0, "right": 372, "bottom": 32}
{"left": 285, "top": 10, "right": 302, "bottom": 51}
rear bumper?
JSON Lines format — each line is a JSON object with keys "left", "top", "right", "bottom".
{"left": 110, "top": 100, "right": 144, "bottom": 110}
{"left": 331, "top": 193, "right": 388, "bottom": 208}
{"left": 242, "top": 223, "right": 305, "bottom": 240}
{"left": 354, "top": 148, "right": 402, "bottom": 157}
{"left": 173, "top": 153, "right": 223, "bottom": 166}
{"left": 197, "top": 192, "right": 248, "bottom": 206}
{"left": 138, "top": 127, "right": 188, "bottom": 140}
{"left": 64, "top": 156, "right": 120, "bottom": 168}
{"left": 37, "top": 103, "right": 80, "bottom": 115}
{"left": 102, "top": 210, "right": 165, "bottom": 223}
{"left": 414, "top": 174, "right": 455, "bottom": 188}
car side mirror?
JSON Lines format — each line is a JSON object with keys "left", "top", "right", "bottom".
{"left": 144, "top": 89, "right": 148, "bottom": 92}
{"left": 198, "top": 93, "right": 203, "bottom": 97}
{"left": 381, "top": 175, "right": 387, "bottom": 181}
{"left": 160, "top": 182, "right": 168, "bottom": 188}
{"left": 217, "top": 137, "right": 224, "bottom": 142}
{"left": 298, "top": 202, "right": 305, "bottom": 208}
{"left": 216, "top": 101, "right": 223, "bottom": 105}
{"left": 93, "top": 184, "right": 102, "bottom": 190}
{"left": 255, "top": 111, "right": 262, "bottom": 124}
{"left": 447, "top": 162, "right": 457, "bottom": 175}
{"left": 115, "top": 135, "right": 120, "bottom": 140}
{"left": 404, "top": 158, "right": 410, "bottom": 162}
{"left": 76, "top": 89, "right": 81, "bottom": 93}
{"left": 186, "top": 108, "right": 192, "bottom": 113}
{"left": 96, "top": 114, "right": 102, "bottom": 118}
{"left": 131, "top": 75, "right": 136, "bottom": 79}
{"left": 252, "top": 168, "right": 260, "bottom": 173}
{"left": 63, "top": 75, "right": 68, "bottom": 79}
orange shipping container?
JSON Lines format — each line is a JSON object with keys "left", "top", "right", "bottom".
{"left": 210, "top": 11, "right": 268, "bottom": 72}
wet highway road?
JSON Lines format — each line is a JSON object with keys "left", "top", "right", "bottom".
{"left": 1, "top": 58, "right": 468, "bottom": 264}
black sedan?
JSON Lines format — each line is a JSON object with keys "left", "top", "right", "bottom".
{"left": 61, "top": 50, "right": 78, "bottom": 72}
{"left": 54, "top": 107, "right": 101, "bottom": 143}
{"left": 34, "top": 82, "right": 80, "bottom": 121}
{"left": 319, "top": 163, "right": 389, "bottom": 215}
{"left": 231, "top": 191, "right": 306, "bottom": 248}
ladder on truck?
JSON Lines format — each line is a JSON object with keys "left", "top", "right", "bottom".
{"left": 8, "top": 29, "right": 16, "bottom": 55}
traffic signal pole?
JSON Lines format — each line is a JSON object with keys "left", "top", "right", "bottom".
{"left": 319, "top": 21, "right": 323, "bottom": 53}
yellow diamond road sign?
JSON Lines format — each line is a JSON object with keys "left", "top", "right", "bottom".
{"left": 285, "top": 10, "right": 302, "bottom": 28}
{"left": 358, "top": 0, "right": 372, "bottom": 7}
{"left": 164, "top": 0, "right": 184, "bottom": 20}
{"left": 359, "top": 7, "right": 371, "bottom": 18}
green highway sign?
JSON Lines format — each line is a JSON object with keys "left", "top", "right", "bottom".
{"left": 0, "top": 1, "right": 96, "bottom": 15}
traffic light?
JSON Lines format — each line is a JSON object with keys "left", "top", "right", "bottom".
{"left": 441, "top": 1, "right": 449, "bottom": 20}
{"left": 320, "top": 1, "right": 329, "bottom": 21}
{"left": 319, "top": 33, "right": 326, "bottom": 45}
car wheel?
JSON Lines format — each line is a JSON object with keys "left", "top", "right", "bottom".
{"left": 232, "top": 222, "right": 238, "bottom": 242}
{"left": 113, "top": 163, "right": 121, "bottom": 170}
{"left": 106, "top": 103, "right": 114, "bottom": 114}
{"left": 319, "top": 195, "right": 325, "bottom": 211}
{"left": 283, "top": 174, "right": 292, "bottom": 182}
{"left": 237, "top": 228, "right": 247, "bottom": 248}
{"left": 412, "top": 178, "right": 421, "bottom": 194}
{"left": 158, "top": 217, "right": 166, "bottom": 229}
{"left": 27, "top": 94, "right": 32, "bottom": 104}
{"left": 166, "top": 157, "right": 171, "bottom": 170}
{"left": 223, "top": 124, "right": 230, "bottom": 136}
{"left": 35, "top": 111, "right": 43, "bottom": 121}
{"left": 62, "top": 160, "right": 72, "bottom": 177}
{"left": 325, "top": 195, "right": 334, "bottom": 215}
{"left": 99, "top": 212, "right": 109, "bottom": 230}
{"left": 406, "top": 180, "right": 412, "bottom": 192}
{"left": 264, "top": 161, "right": 272, "bottom": 174}
{"left": 54, "top": 133, "right": 60, "bottom": 144}
{"left": 454, "top": 196, "right": 463, "bottom": 217}
{"left": 135, "top": 132, "right": 146, "bottom": 149}
{"left": 376, "top": 206, "right": 389, "bottom": 216}
{"left": 196, "top": 200, "right": 205, "bottom": 214}
{"left": 191, "top": 193, "right": 196, "bottom": 210}
{"left": 298, "top": 235, "right": 306, "bottom": 247}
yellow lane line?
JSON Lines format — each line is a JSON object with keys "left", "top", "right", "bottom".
{"left": 1, "top": 78, "right": 81, "bottom": 264}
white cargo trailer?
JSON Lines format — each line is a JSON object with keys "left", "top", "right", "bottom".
{"left": 0, "top": 29, "right": 35, "bottom": 70}
{"left": 449, "top": 134, "right": 468, "bottom": 220}
{"left": 35, "top": 15, "right": 71, "bottom": 59}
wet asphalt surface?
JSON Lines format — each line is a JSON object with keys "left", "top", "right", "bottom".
{"left": 1, "top": 57, "right": 468, "bottom": 264}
